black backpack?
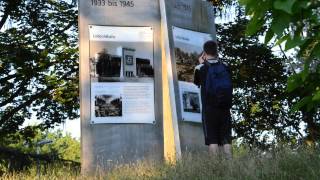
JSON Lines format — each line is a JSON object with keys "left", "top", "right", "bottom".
{"left": 205, "top": 61, "right": 232, "bottom": 108}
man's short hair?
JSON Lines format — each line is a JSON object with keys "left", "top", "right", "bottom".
{"left": 203, "top": 40, "right": 218, "bottom": 57}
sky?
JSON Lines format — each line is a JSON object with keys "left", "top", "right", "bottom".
{"left": 22, "top": 114, "right": 81, "bottom": 139}
{"left": 57, "top": 118, "right": 81, "bottom": 139}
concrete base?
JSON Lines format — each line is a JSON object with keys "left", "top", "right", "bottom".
{"left": 178, "top": 122, "right": 207, "bottom": 153}
{"left": 88, "top": 124, "right": 163, "bottom": 171}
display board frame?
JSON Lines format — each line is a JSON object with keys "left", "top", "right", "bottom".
{"left": 172, "top": 26, "right": 213, "bottom": 123}
{"left": 88, "top": 25, "right": 156, "bottom": 124}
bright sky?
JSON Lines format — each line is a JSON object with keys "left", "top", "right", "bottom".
{"left": 57, "top": 118, "right": 81, "bottom": 139}
{"left": 22, "top": 114, "right": 81, "bottom": 139}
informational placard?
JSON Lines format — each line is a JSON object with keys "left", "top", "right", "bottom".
{"left": 91, "top": 82, "right": 155, "bottom": 124}
{"left": 89, "top": 25, "right": 155, "bottom": 124}
{"left": 178, "top": 81, "right": 202, "bottom": 123}
{"left": 172, "top": 26, "right": 212, "bottom": 122}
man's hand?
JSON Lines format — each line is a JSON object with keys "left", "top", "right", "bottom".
{"left": 198, "top": 52, "right": 205, "bottom": 64}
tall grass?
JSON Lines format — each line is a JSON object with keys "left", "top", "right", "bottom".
{"left": 1, "top": 147, "right": 320, "bottom": 180}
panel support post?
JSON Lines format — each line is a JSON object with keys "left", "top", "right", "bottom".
{"left": 160, "top": 0, "right": 182, "bottom": 163}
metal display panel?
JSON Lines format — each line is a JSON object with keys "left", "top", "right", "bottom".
{"left": 89, "top": 26, "right": 155, "bottom": 124}
{"left": 165, "top": 0, "right": 217, "bottom": 151}
{"left": 164, "top": 0, "right": 216, "bottom": 121}
{"left": 172, "top": 26, "right": 212, "bottom": 123}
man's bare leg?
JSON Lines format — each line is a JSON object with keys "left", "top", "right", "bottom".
{"left": 209, "top": 144, "right": 219, "bottom": 155}
{"left": 219, "top": 145, "right": 224, "bottom": 154}
{"left": 223, "top": 144, "right": 232, "bottom": 159}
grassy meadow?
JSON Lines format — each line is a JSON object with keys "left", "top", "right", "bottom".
{"left": 1, "top": 146, "right": 319, "bottom": 180}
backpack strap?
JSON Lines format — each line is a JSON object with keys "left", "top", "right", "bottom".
{"left": 204, "top": 60, "right": 211, "bottom": 67}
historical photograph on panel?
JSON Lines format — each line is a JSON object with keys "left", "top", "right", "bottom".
{"left": 89, "top": 26, "right": 154, "bottom": 83}
{"left": 172, "top": 26, "right": 212, "bottom": 82}
{"left": 182, "top": 91, "right": 200, "bottom": 113}
{"left": 179, "top": 81, "right": 202, "bottom": 123}
{"left": 91, "top": 82, "right": 155, "bottom": 124}
{"left": 95, "top": 95, "right": 122, "bottom": 117}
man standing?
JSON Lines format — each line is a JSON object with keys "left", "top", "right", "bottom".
{"left": 194, "top": 40, "right": 232, "bottom": 158}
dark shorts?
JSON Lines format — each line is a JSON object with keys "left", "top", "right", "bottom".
{"left": 202, "top": 106, "right": 232, "bottom": 145}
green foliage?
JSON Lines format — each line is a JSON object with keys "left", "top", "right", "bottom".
{"left": 239, "top": 0, "right": 320, "bottom": 114}
{"left": 0, "top": 129, "right": 80, "bottom": 173}
{"left": 5, "top": 129, "right": 80, "bottom": 162}
{"left": 44, "top": 131, "right": 80, "bottom": 162}
{"left": 0, "top": 0, "right": 79, "bottom": 139}
{"left": 216, "top": 17, "right": 305, "bottom": 147}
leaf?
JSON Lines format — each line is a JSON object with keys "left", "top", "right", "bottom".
{"left": 290, "top": 96, "right": 312, "bottom": 112}
{"left": 285, "top": 35, "right": 306, "bottom": 51}
{"left": 298, "top": 38, "right": 314, "bottom": 58}
{"left": 287, "top": 74, "right": 302, "bottom": 92}
{"left": 311, "top": 42, "right": 320, "bottom": 59}
{"left": 292, "top": 0, "right": 309, "bottom": 13}
{"left": 301, "top": 68, "right": 310, "bottom": 81}
{"left": 239, "top": 0, "right": 255, "bottom": 14}
{"left": 312, "top": 90, "right": 320, "bottom": 101}
{"left": 274, "top": 0, "right": 297, "bottom": 14}
{"left": 274, "top": 35, "right": 289, "bottom": 47}
{"left": 246, "top": 16, "right": 264, "bottom": 36}
{"left": 307, "top": 102, "right": 315, "bottom": 112}
{"left": 271, "top": 11, "right": 291, "bottom": 36}
{"left": 264, "top": 28, "right": 274, "bottom": 44}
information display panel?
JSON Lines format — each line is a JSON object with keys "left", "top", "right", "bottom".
{"left": 172, "top": 26, "right": 212, "bottom": 122}
{"left": 89, "top": 25, "right": 155, "bottom": 124}
{"left": 91, "top": 82, "right": 155, "bottom": 124}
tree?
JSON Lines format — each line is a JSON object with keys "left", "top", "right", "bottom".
{"left": 5, "top": 129, "right": 80, "bottom": 162}
{"left": 0, "top": 128, "right": 80, "bottom": 173}
{"left": 0, "top": 1, "right": 79, "bottom": 139}
{"left": 239, "top": 0, "right": 320, "bottom": 143}
{"left": 216, "top": 17, "right": 306, "bottom": 148}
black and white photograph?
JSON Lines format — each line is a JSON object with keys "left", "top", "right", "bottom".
{"left": 179, "top": 81, "right": 202, "bottom": 123}
{"left": 182, "top": 92, "right": 200, "bottom": 113}
{"left": 95, "top": 95, "right": 122, "bottom": 117}
{"left": 89, "top": 26, "right": 154, "bottom": 83}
